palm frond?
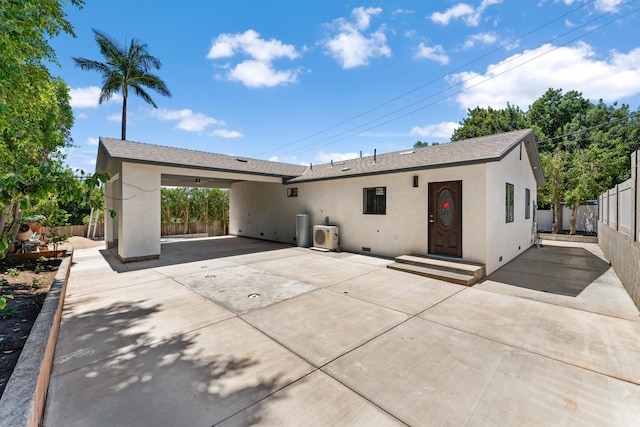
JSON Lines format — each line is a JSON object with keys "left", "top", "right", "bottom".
{"left": 72, "top": 57, "right": 110, "bottom": 74}
{"left": 128, "top": 83, "right": 158, "bottom": 108}
{"left": 93, "top": 29, "right": 126, "bottom": 63}
{"left": 131, "top": 72, "right": 172, "bottom": 98}
{"left": 74, "top": 29, "right": 171, "bottom": 137}
{"left": 99, "top": 73, "right": 124, "bottom": 104}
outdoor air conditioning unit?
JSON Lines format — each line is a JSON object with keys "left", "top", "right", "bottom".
{"left": 313, "top": 225, "right": 339, "bottom": 250}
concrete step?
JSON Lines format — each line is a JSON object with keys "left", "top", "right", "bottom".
{"left": 387, "top": 255, "right": 485, "bottom": 286}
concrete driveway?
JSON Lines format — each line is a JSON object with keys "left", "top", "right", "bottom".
{"left": 43, "top": 237, "right": 640, "bottom": 426}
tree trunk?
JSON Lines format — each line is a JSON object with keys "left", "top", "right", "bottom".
{"left": 552, "top": 200, "right": 562, "bottom": 234}
{"left": 1, "top": 202, "right": 24, "bottom": 255}
{"left": 550, "top": 152, "right": 563, "bottom": 234}
{"left": 0, "top": 204, "right": 11, "bottom": 237}
{"left": 121, "top": 90, "right": 127, "bottom": 140}
{"left": 569, "top": 204, "right": 578, "bottom": 235}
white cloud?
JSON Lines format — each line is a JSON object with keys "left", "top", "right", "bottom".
{"left": 69, "top": 86, "right": 122, "bottom": 108}
{"left": 86, "top": 159, "right": 97, "bottom": 166}
{"left": 410, "top": 122, "right": 460, "bottom": 138}
{"left": 448, "top": 42, "right": 640, "bottom": 110}
{"left": 463, "top": 32, "right": 498, "bottom": 49}
{"left": 323, "top": 7, "right": 391, "bottom": 69}
{"left": 228, "top": 60, "right": 299, "bottom": 88}
{"left": 353, "top": 6, "right": 381, "bottom": 29}
{"left": 267, "top": 155, "right": 308, "bottom": 166}
{"left": 207, "top": 29, "right": 298, "bottom": 62}
{"left": 561, "top": 0, "right": 624, "bottom": 12}
{"left": 151, "top": 108, "right": 224, "bottom": 132}
{"left": 393, "top": 9, "right": 414, "bottom": 15}
{"left": 431, "top": 4, "right": 474, "bottom": 25}
{"left": 209, "top": 129, "right": 243, "bottom": 138}
{"left": 106, "top": 113, "right": 120, "bottom": 121}
{"left": 430, "top": 0, "right": 502, "bottom": 26}
{"left": 414, "top": 43, "right": 449, "bottom": 65}
{"left": 594, "top": 0, "right": 625, "bottom": 11}
{"left": 69, "top": 86, "right": 101, "bottom": 108}
{"left": 207, "top": 29, "right": 301, "bottom": 88}
{"left": 76, "top": 113, "right": 88, "bottom": 119}
{"left": 315, "top": 151, "right": 360, "bottom": 162}
{"left": 87, "top": 137, "right": 99, "bottom": 146}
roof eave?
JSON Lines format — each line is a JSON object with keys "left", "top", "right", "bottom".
{"left": 522, "top": 132, "right": 545, "bottom": 186}
{"left": 102, "top": 153, "right": 305, "bottom": 180}
{"left": 287, "top": 157, "right": 503, "bottom": 183}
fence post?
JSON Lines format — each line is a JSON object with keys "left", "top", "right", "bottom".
{"left": 598, "top": 194, "right": 602, "bottom": 223}
{"left": 616, "top": 184, "right": 620, "bottom": 232}
{"left": 632, "top": 150, "right": 638, "bottom": 243}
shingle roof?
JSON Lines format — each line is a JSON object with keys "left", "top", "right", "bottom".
{"left": 97, "top": 137, "right": 307, "bottom": 178}
{"left": 96, "top": 129, "right": 544, "bottom": 185}
{"left": 288, "top": 129, "right": 544, "bottom": 184}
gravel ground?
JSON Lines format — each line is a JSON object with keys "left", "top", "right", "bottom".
{"left": 60, "top": 236, "right": 106, "bottom": 250}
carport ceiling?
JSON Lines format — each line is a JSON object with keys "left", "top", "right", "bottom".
{"left": 161, "top": 173, "right": 237, "bottom": 188}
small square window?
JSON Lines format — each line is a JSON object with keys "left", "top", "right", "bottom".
{"left": 506, "top": 183, "right": 514, "bottom": 223}
{"left": 363, "top": 187, "right": 386, "bottom": 215}
{"left": 525, "top": 188, "right": 531, "bottom": 219}
{"left": 287, "top": 187, "right": 298, "bottom": 197}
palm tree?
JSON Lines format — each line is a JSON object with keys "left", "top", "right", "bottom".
{"left": 73, "top": 29, "right": 171, "bottom": 140}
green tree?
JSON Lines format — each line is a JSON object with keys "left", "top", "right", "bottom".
{"left": 24, "top": 170, "right": 104, "bottom": 225}
{"left": 73, "top": 29, "right": 172, "bottom": 140}
{"left": 527, "top": 89, "right": 591, "bottom": 153}
{"left": 451, "top": 104, "right": 528, "bottom": 141}
{"left": 528, "top": 90, "right": 592, "bottom": 232}
{"left": 561, "top": 102, "right": 640, "bottom": 233}
{"left": 0, "top": 1, "right": 109, "bottom": 256}
{"left": 205, "top": 188, "right": 229, "bottom": 231}
{"left": 160, "top": 187, "right": 229, "bottom": 235}
{"left": 449, "top": 88, "right": 639, "bottom": 234}
{"left": 0, "top": 0, "right": 83, "bottom": 104}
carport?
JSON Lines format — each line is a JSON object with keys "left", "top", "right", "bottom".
{"left": 96, "top": 137, "right": 305, "bottom": 262}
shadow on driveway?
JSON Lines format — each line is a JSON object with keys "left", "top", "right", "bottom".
{"left": 484, "top": 245, "right": 610, "bottom": 297}
{"left": 46, "top": 301, "right": 287, "bottom": 426}
{"left": 99, "top": 236, "right": 294, "bottom": 273}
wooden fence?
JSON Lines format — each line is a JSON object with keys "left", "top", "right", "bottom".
{"left": 40, "top": 221, "right": 226, "bottom": 239}
{"left": 41, "top": 224, "right": 102, "bottom": 238}
{"left": 160, "top": 221, "right": 226, "bottom": 236}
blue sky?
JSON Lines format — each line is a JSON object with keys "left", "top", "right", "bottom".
{"left": 50, "top": 0, "right": 640, "bottom": 172}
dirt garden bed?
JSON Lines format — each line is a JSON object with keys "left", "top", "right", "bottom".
{"left": 0, "top": 257, "right": 61, "bottom": 398}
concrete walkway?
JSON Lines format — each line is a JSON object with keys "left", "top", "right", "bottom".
{"left": 43, "top": 237, "right": 640, "bottom": 426}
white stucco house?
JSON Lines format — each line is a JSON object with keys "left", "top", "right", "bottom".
{"left": 96, "top": 129, "right": 544, "bottom": 275}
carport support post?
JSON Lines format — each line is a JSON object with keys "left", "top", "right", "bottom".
{"left": 117, "top": 162, "right": 161, "bottom": 262}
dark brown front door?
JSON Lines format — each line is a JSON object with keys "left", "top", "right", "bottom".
{"left": 428, "top": 180, "right": 462, "bottom": 257}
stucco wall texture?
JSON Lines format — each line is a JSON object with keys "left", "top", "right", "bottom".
{"left": 230, "top": 143, "right": 538, "bottom": 275}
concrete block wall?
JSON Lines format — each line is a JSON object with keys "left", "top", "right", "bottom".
{"left": 598, "top": 225, "right": 640, "bottom": 308}
{"left": 598, "top": 150, "right": 639, "bottom": 310}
